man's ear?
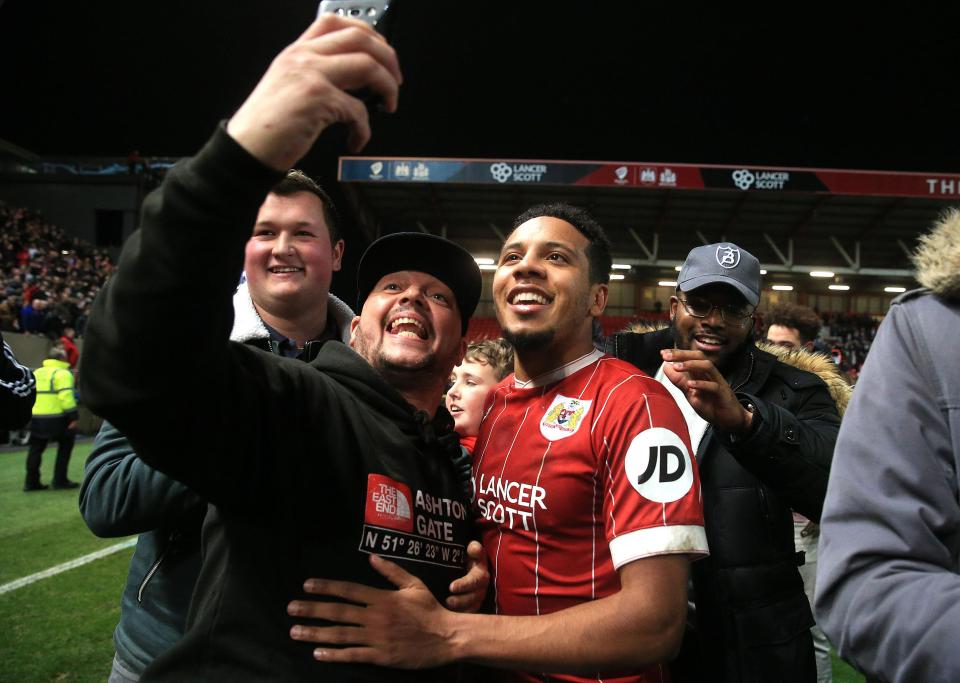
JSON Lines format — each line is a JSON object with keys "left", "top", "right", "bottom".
{"left": 589, "top": 283, "right": 608, "bottom": 317}
{"left": 348, "top": 316, "right": 361, "bottom": 348}
{"left": 331, "top": 239, "right": 345, "bottom": 272}
{"left": 669, "top": 295, "right": 679, "bottom": 322}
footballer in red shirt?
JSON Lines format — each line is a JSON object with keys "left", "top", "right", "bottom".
{"left": 293, "top": 203, "right": 707, "bottom": 683}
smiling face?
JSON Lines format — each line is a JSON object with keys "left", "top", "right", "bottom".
{"left": 350, "top": 270, "right": 466, "bottom": 388}
{"left": 446, "top": 358, "right": 500, "bottom": 437}
{"left": 492, "top": 217, "right": 607, "bottom": 373}
{"left": 670, "top": 282, "right": 754, "bottom": 372}
{"left": 244, "top": 191, "right": 344, "bottom": 316}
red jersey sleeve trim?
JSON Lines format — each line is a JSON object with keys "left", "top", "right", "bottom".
{"left": 609, "top": 524, "right": 709, "bottom": 569}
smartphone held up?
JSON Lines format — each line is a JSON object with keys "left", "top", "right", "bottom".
{"left": 317, "top": 0, "right": 390, "bottom": 29}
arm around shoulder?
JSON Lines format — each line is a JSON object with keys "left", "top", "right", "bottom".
{"left": 300, "top": 553, "right": 691, "bottom": 674}
{"left": 447, "top": 555, "right": 689, "bottom": 672}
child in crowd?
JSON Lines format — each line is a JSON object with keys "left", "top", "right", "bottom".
{"left": 446, "top": 338, "right": 513, "bottom": 454}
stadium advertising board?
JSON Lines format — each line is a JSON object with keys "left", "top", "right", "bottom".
{"left": 340, "top": 157, "right": 960, "bottom": 199}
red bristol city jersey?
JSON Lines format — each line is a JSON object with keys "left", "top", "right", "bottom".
{"left": 472, "top": 350, "right": 708, "bottom": 683}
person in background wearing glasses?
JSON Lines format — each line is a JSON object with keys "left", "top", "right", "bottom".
{"left": 606, "top": 243, "right": 841, "bottom": 683}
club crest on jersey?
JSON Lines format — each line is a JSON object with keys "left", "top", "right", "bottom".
{"left": 540, "top": 395, "right": 592, "bottom": 441}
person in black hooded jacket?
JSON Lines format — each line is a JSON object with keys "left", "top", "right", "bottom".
{"left": 605, "top": 242, "right": 841, "bottom": 683}
{"left": 79, "top": 15, "right": 485, "bottom": 683}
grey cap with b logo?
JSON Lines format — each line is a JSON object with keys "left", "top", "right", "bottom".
{"left": 678, "top": 243, "right": 761, "bottom": 306}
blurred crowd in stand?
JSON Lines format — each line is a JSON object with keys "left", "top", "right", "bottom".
{"left": 0, "top": 198, "right": 887, "bottom": 384}
{"left": 816, "top": 312, "right": 880, "bottom": 382}
{"left": 0, "top": 201, "right": 114, "bottom": 340}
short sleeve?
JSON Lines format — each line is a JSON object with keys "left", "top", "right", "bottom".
{"left": 593, "top": 378, "right": 708, "bottom": 568}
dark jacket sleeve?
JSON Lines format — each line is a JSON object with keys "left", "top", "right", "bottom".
{"left": 78, "top": 125, "right": 288, "bottom": 510}
{"left": 79, "top": 420, "right": 203, "bottom": 537}
{"left": 0, "top": 332, "right": 36, "bottom": 429}
{"left": 816, "top": 298, "right": 960, "bottom": 683}
{"left": 716, "top": 371, "right": 839, "bottom": 522}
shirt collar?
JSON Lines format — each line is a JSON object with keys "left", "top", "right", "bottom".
{"left": 513, "top": 348, "right": 605, "bottom": 389}
{"left": 262, "top": 311, "right": 341, "bottom": 359}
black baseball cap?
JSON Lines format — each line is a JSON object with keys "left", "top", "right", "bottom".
{"left": 678, "top": 243, "right": 761, "bottom": 306}
{"left": 356, "top": 232, "right": 482, "bottom": 335}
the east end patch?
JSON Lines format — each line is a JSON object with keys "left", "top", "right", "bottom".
{"left": 540, "top": 395, "right": 592, "bottom": 441}
{"left": 360, "top": 474, "right": 468, "bottom": 570}
{"left": 624, "top": 427, "right": 694, "bottom": 503}
{"left": 364, "top": 473, "right": 414, "bottom": 532}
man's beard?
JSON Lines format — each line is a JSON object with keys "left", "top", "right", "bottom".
{"left": 669, "top": 318, "right": 750, "bottom": 376}
{"left": 502, "top": 326, "right": 555, "bottom": 354}
{"left": 352, "top": 328, "right": 439, "bottom": 391}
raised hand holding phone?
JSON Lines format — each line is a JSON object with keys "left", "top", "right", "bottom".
{"left": 226, "top": 13, "right": 401, "bottom": 168}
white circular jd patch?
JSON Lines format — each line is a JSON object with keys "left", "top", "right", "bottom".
{"left": 624, "top": 427, "right": 694, "bottom": 503}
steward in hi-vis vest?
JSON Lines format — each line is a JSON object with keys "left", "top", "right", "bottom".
{"left": 24, "top": 345, "right": 79, "bottom": 491}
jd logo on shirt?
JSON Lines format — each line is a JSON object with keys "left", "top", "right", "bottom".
{"left": 624, "top": 428, "right": 694, "bottom": 503}
{"left": 637, "top": 445, "right": 686, "bottom": 484}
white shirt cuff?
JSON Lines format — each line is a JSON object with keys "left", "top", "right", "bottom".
{"left": 609, "top": 525, "right": 709, "bottom": 569}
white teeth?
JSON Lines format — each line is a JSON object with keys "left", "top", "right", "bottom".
{"left": 697, "top": 337, "right": 723, "bottom": 345}
{"left": 511, "top": 292, "right": 548, "bottom": 305}
{"left": 390, "top": 317, "right": 424, "bottom": 331}
{"left": 389, "top": 316, "right": 426, "bottom": 339}
{"left": 269, "top": 267, "right": 301, "bottom": 273}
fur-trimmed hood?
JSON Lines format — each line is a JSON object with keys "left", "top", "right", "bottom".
{"left": 621, "top": 320, "right": 852, "bottom": 415}
{"left": 755, "top": 341, "right": 852, "bottom": 416}
{"left": 913, "top": 208, "right": 960, "bottom": 301}
{"left": 229, "top": 281, "right": 355, "bottom": 345}
{"left": 626, "top": 321, "right": 664, "bottom": 336}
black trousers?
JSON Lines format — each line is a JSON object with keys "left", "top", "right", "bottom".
{"left": 25, "top": 416, "right": 75, "bottom": 485}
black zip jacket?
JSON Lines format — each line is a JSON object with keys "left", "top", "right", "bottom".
{"left": 80, "top": 126, "right": 475, "bottom": 682}
{"left": 606, "top": 327, "right": 840, "bottom": 683}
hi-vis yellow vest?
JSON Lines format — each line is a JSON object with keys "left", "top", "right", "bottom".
{"left": 31, "top": 359, "right": 76, "bottom": 417}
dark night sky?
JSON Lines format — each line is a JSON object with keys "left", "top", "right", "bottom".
{"left": 1, "top": 2, "right": 957, "bottom": 175}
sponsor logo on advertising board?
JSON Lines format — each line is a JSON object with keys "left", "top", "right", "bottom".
{"left": 489, "top": 162, "right": 548, "bottom": 183}
{"left": 732, "top": 168, "right": 790, "bottom": 190}
{"left": 412, "top": 162, "right": 430, "bottom": 180}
